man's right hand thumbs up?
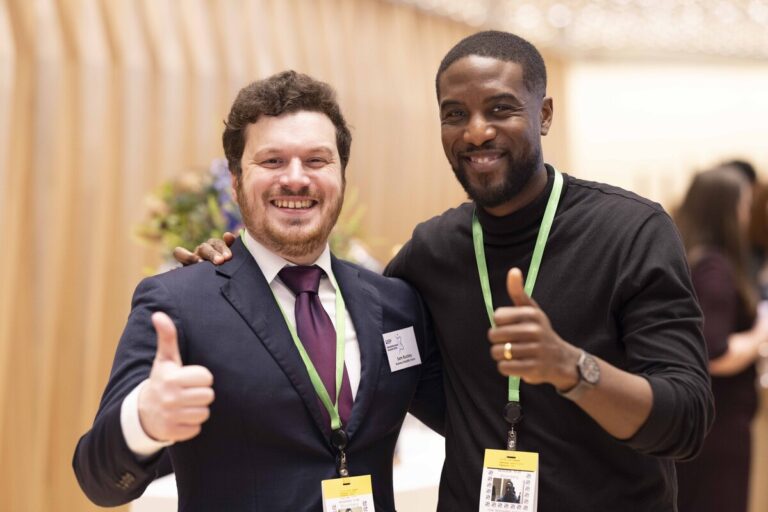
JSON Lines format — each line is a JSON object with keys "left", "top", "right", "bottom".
{"left": 138, "top": 312, "right": 215, "bottom": 443}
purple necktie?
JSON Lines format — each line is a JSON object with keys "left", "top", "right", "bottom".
{"left": 278, "top": 265, "right": 353, "bottom": 427}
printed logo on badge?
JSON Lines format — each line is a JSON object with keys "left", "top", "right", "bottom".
{"left": 382, "top": 326, "right": 421, "bottom": 372}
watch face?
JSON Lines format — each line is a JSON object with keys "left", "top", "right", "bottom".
{"left": 579, "top": 355, "right": 600, "bottom": 385}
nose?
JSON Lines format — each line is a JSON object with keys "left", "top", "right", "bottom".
{"left": 463, "top": 114, "right": 496, "bottom": 147}
{"left": 278, "top": 157, "right": 311, "bottom": 190}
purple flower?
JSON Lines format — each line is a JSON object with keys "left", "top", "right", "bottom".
{"left": 209, "top": 158, "right": 242, "bottom": 232}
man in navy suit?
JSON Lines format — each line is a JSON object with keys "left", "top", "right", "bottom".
{"left": 73, "top": 70, "right": 444, "bottom": 511}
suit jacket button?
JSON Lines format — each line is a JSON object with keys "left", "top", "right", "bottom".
{"left": 116, "top": 472, "right": 135, "bottom": 489}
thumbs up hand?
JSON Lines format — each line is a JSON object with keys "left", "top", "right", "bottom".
{"left": 488, "top": 268, "right": 581, "bottom": 390}
{"left": 137, "top": 312, "right": 215, "bottom": 443}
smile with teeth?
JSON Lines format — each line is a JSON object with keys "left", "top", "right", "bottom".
{"left": 469, "top": 155, "right": 499, "bottom": 164}
{"left": 462, "top": 151, "right": 506, "bottom": 174}
{"left": 272, "top": 199, "right": 317, "bottom": 209}
{"left": 464, "top": 152, "right": 504, "bottom": 164}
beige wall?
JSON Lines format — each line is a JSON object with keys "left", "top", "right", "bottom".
{"left": 562, "top": 59, "right": 768, "bottom": 209}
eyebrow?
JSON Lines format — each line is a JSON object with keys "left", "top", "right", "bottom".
{"left": 484, "top": 93, "right": 523, "bottom": 105}
{"left": 439, "top": 99, "right": 463, "bottom": 111}
{"left": 440, "top": 93, "right": 523, "bottom": 111}
{"left": 252, "top": 144, "right": 336, "bottom": 156}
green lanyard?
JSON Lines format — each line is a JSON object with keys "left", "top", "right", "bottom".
{"left": 242, "top": 232, "right": 347, "bottom": 431}
{"left": 274, "top": 281, "right": 347, "bottom": 431}
{"left": 472, "top": 169, "right": 563, "bottom": 403}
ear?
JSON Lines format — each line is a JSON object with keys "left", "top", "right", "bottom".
{"left": 231, "top": 173, "right": 240, "bottom": 206}
{"left": 540, "top": 96, "right": 553, "bottom": 136}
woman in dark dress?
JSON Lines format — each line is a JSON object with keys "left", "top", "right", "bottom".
{"left": 675, "top": 167, "right": 768, "bottom": 512}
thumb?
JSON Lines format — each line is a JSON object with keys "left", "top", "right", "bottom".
{"left": 152, "top": 312, "right": 182, "bottom": 365}
{"left": 506, "top": 268, "right": 537, "bottom": 308}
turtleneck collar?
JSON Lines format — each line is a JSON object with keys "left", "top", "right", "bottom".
{"left": 475, "top": 164, "right": 558, "bottom": 245}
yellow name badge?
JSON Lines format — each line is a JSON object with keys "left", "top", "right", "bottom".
{"left": 321, "top": 474, "right": 374, "bottom": 512}
{"left": 478, "top": 449, "right": 539, "bottom": 511}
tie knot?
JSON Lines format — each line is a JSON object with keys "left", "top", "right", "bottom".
{"left": 279, "top": 265, "right": 323, "bottom": 295}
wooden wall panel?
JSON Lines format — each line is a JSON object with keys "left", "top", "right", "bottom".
{"left": 0, "top": 0, "right": 17, "bottom": 492}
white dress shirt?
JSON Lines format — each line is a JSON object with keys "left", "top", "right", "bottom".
{"left": 120, "top": 232, "right": 362, "bottom": 456}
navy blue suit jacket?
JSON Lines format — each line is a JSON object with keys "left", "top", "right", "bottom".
{"left": 73, "top": 239, "right": 444, "bottom": 511}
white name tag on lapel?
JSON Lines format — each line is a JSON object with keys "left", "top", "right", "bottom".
{"left": 382, "top": 326, "right": 421, "bottom": 372}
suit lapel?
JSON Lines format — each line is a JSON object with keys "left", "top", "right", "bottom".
{"left": 219, "top": 239, "right": 332, "bottom": 438}
{"left": 332, "top": 257, "right": 384, "bottom": 439}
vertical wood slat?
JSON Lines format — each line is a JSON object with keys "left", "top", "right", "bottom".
{"left": 57, "top": 0, "right": 117, "bottom": 509}
{"left": 0, "top": 0, "right": 17, "bottom": 446}
{"left": 243, "top": 0, "right": 277, "bottom": 78}
{"left": 28, "top": 1, "right": 75, "bottom": 511}
{"left": 0, "top": 0, "right": 18, "bottom": 494}
{"left": 139, "top": 0, "right": 190, "bottom": 183}
{"left": 99, "top": 0, "right": 154, "bottom": 283}
{"left": 179, "top": 0, "right": 219, "bottom": 163}
{"left": 210, "top": 0, "right": 250, "bottom": 108}
{"left": 750, "top": 389, "right": 768, "bottom": 512}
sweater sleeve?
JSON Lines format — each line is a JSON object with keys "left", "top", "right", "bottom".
{"left": 612, "top": 212, "right": 714, "bottom": 460}
{"left": 384, "top": 238, "right": 413, "bottom": 281}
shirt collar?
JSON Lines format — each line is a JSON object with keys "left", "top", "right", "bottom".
{"left": 241, "top": 230, "right": 336, "bottom": 289}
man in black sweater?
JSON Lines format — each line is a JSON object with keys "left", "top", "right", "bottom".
{"left": 187, "top": 31, "right": 713, "bottom": 511}
{"left": 384, "top": 30, "right": 712, "bottom": 511}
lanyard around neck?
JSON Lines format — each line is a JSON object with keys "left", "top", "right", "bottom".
{"left": 472, "top": 169, "right": 563, "bottom": 403}
{"left": 241, "top": 231, "right": 347, "bottom": 431}
{"left": 276, "top": 279, "right": 347, "bottom": 430}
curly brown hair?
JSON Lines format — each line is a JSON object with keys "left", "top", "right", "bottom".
{"left": 222, "top": 70, "right": 352, "bottom": 179}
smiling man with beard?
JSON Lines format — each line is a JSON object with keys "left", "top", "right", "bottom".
{"left": 73, "top": 71, "right": 444, "bottom": 512}
{"left": 182, "top": 32, "right": 713, "bottom": 512}
{"left": 385, "top": 31, "right": 713, "bottom": 511}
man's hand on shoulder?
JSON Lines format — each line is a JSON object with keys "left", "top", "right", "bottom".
{"left": 138, "top": 312, "right": 216, "bottom": 442}
{"left": 173, "top": 231, "right": 236, "bottom": 266}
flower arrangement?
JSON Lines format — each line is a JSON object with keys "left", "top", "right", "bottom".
{"left": 135, "top": 159, "right": 242, "bottom": 259}
{"left": 136, "top": 158, "right": 382, "bottom": 272}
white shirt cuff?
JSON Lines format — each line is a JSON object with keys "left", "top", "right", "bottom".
{"left": 120, "top": 379, "right": 174, "bottom": 458}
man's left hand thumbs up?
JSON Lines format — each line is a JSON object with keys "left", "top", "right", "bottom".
{"left": 506, "top": 267, "right": 537, "bottom": 308}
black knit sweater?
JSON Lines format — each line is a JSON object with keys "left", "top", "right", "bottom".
{"left": 386, "top": 165, "right": 713, "bottom": 512}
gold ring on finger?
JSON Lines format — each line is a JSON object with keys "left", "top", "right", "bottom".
{"left": 503, "top": 342, "right": 513, "bottom": 361}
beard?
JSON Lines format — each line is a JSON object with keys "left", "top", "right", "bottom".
{"left": 451, "top": 146, "right": 541, "bottom": 209}
{"left": 236, "top": 183, "right": 344, "bottom": 261}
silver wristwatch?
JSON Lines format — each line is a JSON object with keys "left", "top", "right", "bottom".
{"left": 558, "top": 350, "right": 600, "bottom": 401}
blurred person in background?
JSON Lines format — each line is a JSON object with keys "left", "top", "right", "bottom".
{"left": 718, "top": 160, "right": 768, "bottom": 295}
{"left": 675, "top": 166, "right": 768, "bottom": 512}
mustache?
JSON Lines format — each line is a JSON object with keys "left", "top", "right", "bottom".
{"left": 460, "top": 143, "right": 503, "bottom": 154}
{"left": 276, "top": 185, "right": 312, "bottom": 196}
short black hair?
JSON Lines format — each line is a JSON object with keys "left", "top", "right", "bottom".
{"left": 222, "top": 70, "right": 352, "bottom": 179}
{"left": 436, "top": 30, "right": 547, "bottom": 99}
{"left": 720, "top": 159, "right": 757, "bottom": 185}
